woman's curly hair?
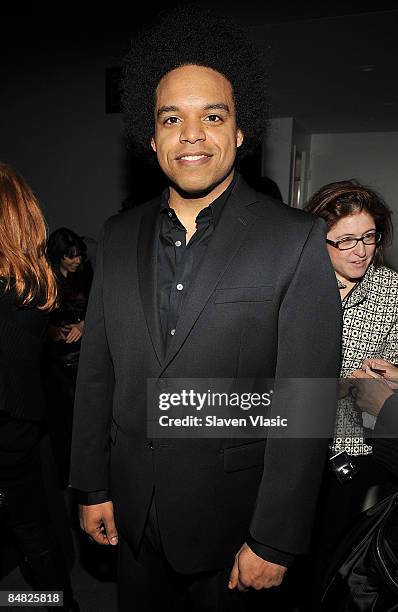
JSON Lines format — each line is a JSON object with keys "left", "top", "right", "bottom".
{"left": 121, "top": 4, "right": 269, "bottom": 160}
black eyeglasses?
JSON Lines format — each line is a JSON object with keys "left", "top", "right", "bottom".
{"left": 326, "top": 231, "right": 382, "bottom": 251}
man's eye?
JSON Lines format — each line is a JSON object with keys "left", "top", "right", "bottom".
{"left": 164, "top": 116, "right": 180, "bottom": 125}
{"left": 205, "top": 114, "right": 222, "bottom": 122}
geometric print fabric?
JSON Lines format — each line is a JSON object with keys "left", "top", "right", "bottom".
{"left": 332, "top": 264, "right": 398, "bottom": 456}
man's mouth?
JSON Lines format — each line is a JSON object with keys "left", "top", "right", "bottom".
{"left": 180, "top": 155, "right": 207, "bottom": 161}
{"left": 176, "top": 152, "right": 211, "bottom": 161}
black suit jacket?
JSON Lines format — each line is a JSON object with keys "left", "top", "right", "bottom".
{"left": 71, "top": 176, "right": 342, "bottom": 573}
{"left": 373, "top": 395, "right": 398, "bottom": 478}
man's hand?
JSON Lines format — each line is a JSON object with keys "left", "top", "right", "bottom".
{"left": 79, "top": 501, "right": 118, "bottom": 546}
{"left": 351, "top": 368, "right": 394, "bottom": 416}
{"left": 338, "top": 378, "right": 353, "bottom": 399}
{"left": 228, "top": 543, "right": 287, "bottom": 591}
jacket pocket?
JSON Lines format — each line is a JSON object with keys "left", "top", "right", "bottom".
{"left": 223, "top": 440, "right": 266, "bottom": 472}
{"left": 214, "top": 286, "right": 274, "bottom": 303}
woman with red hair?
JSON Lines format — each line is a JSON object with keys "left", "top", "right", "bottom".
{"left": 0, "top": 163, "right": 78, "bottom": 611}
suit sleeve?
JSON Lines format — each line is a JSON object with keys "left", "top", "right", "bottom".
{"left": 249, "top": 217, "right": 342, "bottom": 556}
{"left": 246, "top": 535, "right": 295, "bottom": 567}
{"left": 373, "top": 394, "right": 398, "bottom": 477}
{"left": 70, "top": 222, "right": 115, "bottom": 495}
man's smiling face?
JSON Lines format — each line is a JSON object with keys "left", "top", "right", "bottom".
{"left": 151, "top": 64, "right": 243, "bottom": 197}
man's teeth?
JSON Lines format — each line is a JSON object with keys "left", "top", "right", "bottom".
{"left": 180, "top": 155, "right": 207, "bottom": 160}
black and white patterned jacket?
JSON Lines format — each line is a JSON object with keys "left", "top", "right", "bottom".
{"left": 332, "top": 264, "right": 398, "bottom": 456}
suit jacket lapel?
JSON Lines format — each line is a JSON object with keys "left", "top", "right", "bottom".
{"left": 137, "top": 200, "right": 164, "bottom": 365}
{"left": 162, "top": 177, "right": 258, "bottom": 370}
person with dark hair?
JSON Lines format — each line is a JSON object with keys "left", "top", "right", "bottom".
{"left": 70, "top": 7, "right": 341, "bottom": 611}
{"left": 237, "top": 147, "right": 283, "bottom": 201}
{"left": 121, "top": 7, "right": 268, "bottom": 161}
{"left": 304, "top": 180, "right": 398, "bottom": 607}
{"left": 0, "top": 163, "right": 78, "bottom": 610}
{"left": 320, "top": 361, "right": 398, "bottom": 610}
{"left": 45, "top": 227, "right": 92, "bottom": 488}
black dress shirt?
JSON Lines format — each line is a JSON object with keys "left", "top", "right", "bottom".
{"left": 157, "top": 178, "right": 234, "bottom": 350}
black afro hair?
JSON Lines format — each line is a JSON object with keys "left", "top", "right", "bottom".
{"left": 121, "top": 3, "right": 269, "bottom": 160}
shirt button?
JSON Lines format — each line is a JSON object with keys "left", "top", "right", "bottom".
{"left": 170, "top": 329, "right": 176, "bottom": 336}
{"left": 168, "top": 211, "right": 173, "bottom": 218}
{"left": 176, "top": 283, "right": 184, "bottom": 291}
{"left": 175, "top": 240, "right": 182, "bottom": 247}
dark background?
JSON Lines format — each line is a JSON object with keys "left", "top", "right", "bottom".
{"left": 0, "top": 2, "right": 397, "bottom": 244}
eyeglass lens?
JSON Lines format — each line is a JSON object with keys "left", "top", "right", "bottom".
{"left": 338, "top": 232, "right": 380, "bottom": 250}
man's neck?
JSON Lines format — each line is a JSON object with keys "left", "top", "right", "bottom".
{"left": 168, "top": 171, "right": 235, "bottom": 226}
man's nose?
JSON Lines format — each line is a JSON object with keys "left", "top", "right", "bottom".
{"left": 179, "top": 118, "right": 206, "bottom": 144}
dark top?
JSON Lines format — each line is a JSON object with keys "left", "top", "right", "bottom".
{"left": 50, "top": 269, "right": 90, "bottom": 327}
{"left": 0, "top": 280, "right": 49, "bottom": 420}
{"left": 46, "top": 266, "right": 92, "bottom": 362}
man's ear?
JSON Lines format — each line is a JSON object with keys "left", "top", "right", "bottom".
{"left": 236, "top": 128, "right": 244, "bottom": 148}
{"left": 150, "top": 137, "right": 157, "bottom": 153}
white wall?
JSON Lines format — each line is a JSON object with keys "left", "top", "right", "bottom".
{"left": 263, "top": 117, "right": 311, "bottom": 206}
{"left": 292, "top": 121, "right": 311, "bottom": 206}
{"left": 309, "top": 132, "right": 398, "bottom": 270}
{"left": 262, "top": 117, "right": 293, "bottom": 203}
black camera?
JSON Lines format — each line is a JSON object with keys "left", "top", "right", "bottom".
{"left": 329, "top": 451, "right": 357, "bottom": 483}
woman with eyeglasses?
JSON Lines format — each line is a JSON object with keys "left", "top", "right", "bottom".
{"left": 302, "top": 180, "right": 398, "bottom": 608}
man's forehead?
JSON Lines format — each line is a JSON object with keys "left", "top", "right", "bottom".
{"left": 155, "top": 64, "right": 234, "bottom": 105}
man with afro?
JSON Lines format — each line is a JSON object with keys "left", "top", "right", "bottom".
{"left": 71, "top": 5, "right": 342, "bottom": 610}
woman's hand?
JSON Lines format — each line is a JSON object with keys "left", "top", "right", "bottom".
{"left": 64, "top": 320, "right": 84, "bottom": 343}
{"left": 48, "top": 324, "right": 66, "bottom": 341}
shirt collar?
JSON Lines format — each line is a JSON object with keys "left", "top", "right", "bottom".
{"left": 160, "top": 173, "right": 237, "bottom": 227}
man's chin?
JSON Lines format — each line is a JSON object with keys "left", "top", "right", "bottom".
{"left": 174, "top": 184, "right": 214, "bottom": 199}
{"left": 170, "top": 175, "right": 233, "bottom": 200}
